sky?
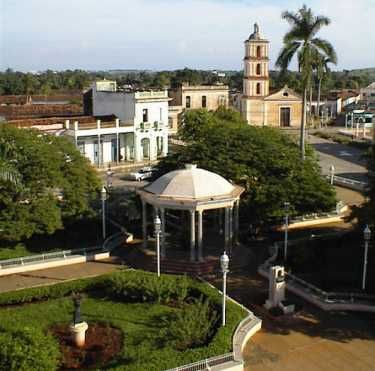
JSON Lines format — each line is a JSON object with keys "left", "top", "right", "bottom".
{"left": 1, "top": 0, "right": 374, "bottom": 72}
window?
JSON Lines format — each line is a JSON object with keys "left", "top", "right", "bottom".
{"left": 168, "top": 117, "right": 173, "bottom": 128}
{"left": 159, "top": 108, "right": 162, "bottom": 121}
{"left": 256, "top": 64, "right": 261, "bottom": 75}
{"left": 256, "top": 83, "right": 261, "bottom": 95}
{"left": 186, "top": 96, "right": 191, "bottom": 108}
{"left": 142, "top": 109, "right": 148, "bottom": 122}
{"left": 256, "top": 45, "right": 261, "bottom": 58}
{"left": 283, "top": 91, "right": 289, "bottom": 97}
{"left": 202, "top": 96, "right": 207, "bottom": 108}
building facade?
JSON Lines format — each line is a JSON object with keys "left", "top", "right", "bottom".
{"left": 79, "top": 81, "right": 169, "bottom": 166}
{"left": 168, "top": 84, "right": 229, "bottom": 133}
{"left": 361, "top": 82, "right": 375, "bottom": 108}
{"left": 240, "top": 24, "right": 302, "bottom": 127}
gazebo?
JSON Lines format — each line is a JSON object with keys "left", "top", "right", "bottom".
{"left": 136, "top": 164, "right": 245, "bottom": 262}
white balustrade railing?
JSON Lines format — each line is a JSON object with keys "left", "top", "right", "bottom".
{"left": 0, "top": 232, "right": 124, "bottom": 270}
{"left": 166, "top": 353, "right": 235, "bottom": 371}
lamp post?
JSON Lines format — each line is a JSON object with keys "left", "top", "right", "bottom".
{"left": 329, "top": 164, "right": 335, "bottom": 185}
{"left": 284, "top": 202, "right": 290, "bottom": 262}
{"left": 154, "top": 215, "right": 161, "bottom": 277}
{"left": 362, "top": 225, "right": 371, "bottom": 291}
{"left": 101, "top": 186, "right": 107, "bottom": 240}
{"left": 106, "top": 167, "right": 113, "bottom": 189}
{"left": 220, "top": 251, "right": 229, "bottom": 327}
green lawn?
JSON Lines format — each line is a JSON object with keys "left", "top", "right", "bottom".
{"left": 1, "top": 297, "right": 186, "bottom": 370}
{"left": 0, "top": 270, "right": 247, "bottom": 370}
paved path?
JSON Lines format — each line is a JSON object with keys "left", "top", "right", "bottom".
{"left": 0, "top": 260, "right": 122, "bottom": 293}
{"left": 244, "top": 305, "right": 375, "bottom": 371}
{"left": 308, "top": 135, "right": 367, "bottom": 182}
{"left": 207, "top": 244, "right": 375, "bottom": 371}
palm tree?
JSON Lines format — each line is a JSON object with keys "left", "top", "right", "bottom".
{"left": 0, "top": 158, "right": 20, "bottom": 185}
{"left": 0, "top": 139, "right": 21, "bottom": 187}
{"left": 276, "top": 4, "right": 337, "bottom": 160}
{"left": 316, "top": 55, "right": 336, "bottom": 121}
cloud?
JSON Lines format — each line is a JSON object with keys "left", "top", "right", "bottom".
{"left": 1, "top": 0, "right": 374, "bottom": 71}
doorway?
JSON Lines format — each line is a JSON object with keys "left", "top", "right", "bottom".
{"left": 280, "top": 107, "right": 291, "bottom": 127}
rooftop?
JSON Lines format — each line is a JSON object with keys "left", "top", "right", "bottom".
{"left": 145, "top": 164, "right": 234, "bottom": 200}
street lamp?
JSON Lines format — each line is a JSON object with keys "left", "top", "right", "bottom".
{"left": 106, "top": 167, "right": 113, "bottom": 189}
{"left": 362, "top": 225, "right": 371, "bottom": 291}
{"left": 154, "top": 215, "right": 162, "bottom": 277}
{"left": 283, "top": 202, "right": 290, "bottom": 262}
{"left": 329, "top": 164, "right": 335, "bottom": 185}
{"left": 101, "top": 186, "right": 107, "bottom": 240}
{"left": 220, "top": 251, "right": 230, "bottom": 327}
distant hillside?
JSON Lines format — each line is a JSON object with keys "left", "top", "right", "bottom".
{"left": 348, "top": 68, "right": 375, "bottom": 80}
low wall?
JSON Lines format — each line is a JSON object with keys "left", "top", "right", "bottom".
{"left": 0, "top": 252, "right": 110, "bottom": 276}
{"left": 280, "top": 215, "right": 344, "bottom": 231}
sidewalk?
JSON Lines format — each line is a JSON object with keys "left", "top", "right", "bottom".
{"left": 0, "top": 260, "right": 122, "bottom": 293}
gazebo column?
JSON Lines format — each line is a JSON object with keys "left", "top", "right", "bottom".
{"left": 229, "top": 205, "right": 234, "bottom": 252}
{"left": 190, "top": 210, "right": 196, "bottom": 262}
{"left": 224, "top": 207, "right": 230, "bottom": 251}
{"left": 142, "top": 200, "right": 147, "bottom": 248}
{"left": 234, "top": 200, "right": 240, "bottom": 244}
{"left": 197, "top": 210, "right": 203, "bottom": 262}
{"left": 160, "top": 208, "right": 166, "bottom": 258}
{"left": 219, "top": 209, "right": 223, "bottom": 235}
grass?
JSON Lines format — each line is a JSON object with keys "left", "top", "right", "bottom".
{"left": 0, "top": 297, "right": 182, "bottom": 370}
{"left": 313, "top": 131, "right": 371, "bottom": 150}
{"left": 0, "top": 244, "right": 32, "bottom": 260}
{"left": 0, "top": 271, "right": 247, "bottom": 370}
{"left": 286, "top": 231, "right": 375, "bottom": 294}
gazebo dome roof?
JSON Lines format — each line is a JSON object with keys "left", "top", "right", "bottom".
{"left": 144, "top": 164, "right": 234, "bottom": 200}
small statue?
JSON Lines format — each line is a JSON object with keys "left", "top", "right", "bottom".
{"left": 72, "top": 293, "right": 82, "bottom": 325}
{"left": 254, "top": 23, "right": 259, "bottom": 34}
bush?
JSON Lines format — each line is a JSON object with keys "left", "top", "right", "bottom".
{"left": 103, "top": 270, "right": 193, "bottom": 304}
{"left": 0, "top": 327, "right": 60, "bottom": 371}
{"left": 162, "top": 297, "right": 219, "bottom": 350}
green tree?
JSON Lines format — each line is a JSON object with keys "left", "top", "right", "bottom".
{"left": 276, "top": 4, "right": 337, "bottom": 160}
{"left": 0, "top": 126, "right": 101, "bottom": 241}
{"left": 158, "top": 110, "right": 336, "bottom": 227}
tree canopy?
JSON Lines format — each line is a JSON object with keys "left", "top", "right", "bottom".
{"left": 0, "top": 126, "right": 101, "bottom": 241}
{"left": 158, "top": 109, "right": 336, "bottom": 226}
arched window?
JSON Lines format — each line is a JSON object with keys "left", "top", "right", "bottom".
{"left": 256, "top": 64, "right": 261, "bottom": 75}
{"left": 256, "top": 46, "right": 261, "bottom": 58}
{"left": 256, "top": 83, "right": 261, "bottom": 95}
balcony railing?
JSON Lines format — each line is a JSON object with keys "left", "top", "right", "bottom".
{"left": 135, "top": 91, "right": 168, "bottom": 99}
{"left": 66, "top": 119, "right": 133, "bottom": 131}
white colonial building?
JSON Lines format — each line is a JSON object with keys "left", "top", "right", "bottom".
{"left": 78, "top": 80, "right": 170, "bottom": 166}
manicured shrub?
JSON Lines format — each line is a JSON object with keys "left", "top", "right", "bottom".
{"left": 0, "top": 327, "right": 60, "bottom": 371}
{"left": 162, "top": 297, "right": 219, "bottom": 350}
{"left": 103, "top": 270, "right": 194, "bottom": 304}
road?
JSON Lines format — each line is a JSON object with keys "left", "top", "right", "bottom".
{"left": 308, "top": 135, "right": 367, "bottom": 182}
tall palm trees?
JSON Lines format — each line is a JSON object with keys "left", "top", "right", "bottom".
{"left": 276, "top": 4, "right": 337, "bottom": 160}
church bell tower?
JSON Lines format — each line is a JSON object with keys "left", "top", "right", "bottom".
{"left": 241, "top": 23, "right": 270, "bottom": 123}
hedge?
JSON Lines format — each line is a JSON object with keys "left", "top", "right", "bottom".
{"left": 0, "top": 269, "right": 248, "bottom": 370}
